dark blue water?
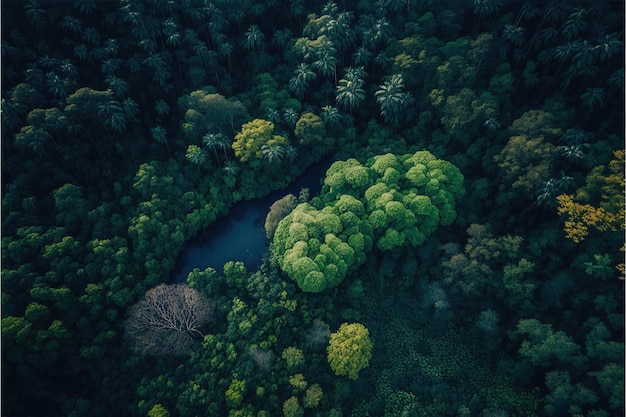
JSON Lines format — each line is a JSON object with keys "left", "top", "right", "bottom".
{"left": 172, "top": 158, "right": 334, "bottom": 283}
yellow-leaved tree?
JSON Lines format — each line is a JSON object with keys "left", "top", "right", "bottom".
{"left": 557, "top": 150, "right": 624, "bottom": 277}
{"left": 232, "top": 118, "right": 288, "bottom": 164}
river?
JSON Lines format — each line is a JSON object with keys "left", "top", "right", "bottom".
{"left": 171, "top": 158, "right": 334, "bottom": 283}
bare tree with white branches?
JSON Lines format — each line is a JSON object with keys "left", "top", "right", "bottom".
{"left": 124, "top": 284, "right": 214, "bottom": 356}
{"left": 304, "top": 319, "right": 331, "bottom": 350}
{"left": 249, "top": 346, "right": 274, "bottom": 372}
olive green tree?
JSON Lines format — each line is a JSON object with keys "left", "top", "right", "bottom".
{"left": 327, "top": 323, "right": 373, "bottom": 380}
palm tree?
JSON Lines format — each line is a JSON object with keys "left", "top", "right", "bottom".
{"left": 143, "top": 52, "right": 171, "bottom": 87}
{"left": 328, "top": 12, "right": 355, "bottom": 52}
{"left": 557, "top": 144, "right": 590, "bottom": 165}
{"left": 290, "top": 0, "right": 306, "bottom": 19}
{"left": 336, "top": 76, "right": 365, "bottom": 115}
{"left": 109, "top": 112, "right": 126, "bottom": 134}
{"left": 24, "top": 66, "right": 44, "bottom": 89}
{"left": 105, "top": 75, "right": 129, "bottom": 98}
{"left": 271, "top": 29, "right": 293, "bottom": 52}
{"left": 101, "top": 58, "right": 121, "bottom": 75}
{"left": 357, "top": 13, "right": 376, "bottom": 44}
{"left": 352, "top": 47, "right": 372, "bottom": 67}
{"left": 214, "top": 133, "right": 231, "bottom": 161}
{"left": 294, "top": 63, "right": 317, "bottom": 84}
{"left": 322, "top": 1, "right": 339, "bottom": 17}
{"left": 46, "top": 72, "right": 71, "bottom": 100}
{"left": 372, "top": 17, "right": 393, "bottom": 45}
{"left": 81, "top": 27, "right": 101, "bottom": 45}
{"left": 223, "top": 160, "right": 239, "bottom": 177}
{"left": 503, "top": 24, "right": 525, "bottom": 47}
{"left": 150, "top": 125, "right": 172, "bottom": 156}
{"left": 570, "top": 40, "right": 596, "bottom": 76}
{"left": 165, "top": 29, "right": 181, "bottom": 47}
{"left": 552, "top": 42, "right": 576, "bottom": 64}
{"left": 373, "top": 51, "right": 389, "bottom": 69}
{"left": 202, "top": 132, "right": 225, "bottom": 168}
{"left": 580, "top": 88, "right": 604, "bottom": 110}
{"left": 98, "top": 100, "right": 126, "bottom": 134}
{"left": 288, "top": 76, "right": 307, "bottom": 100}
{"left": 154, "top": 99, "right": 169, "bottom": 117}
{"left": 344, "top": 66, "right": 367, "bottom": 82}
{"left": 104, "top": 38, "right": 119, "bottom": 58}
{"left": 283, "top": 108, "right": 299, "bottom": 128}
{"left": 122, "top": 97, "right": 139, "bottom": 119}
{"left": 243, "top": 25, "right": 265, "bottom": 51}
{"left": 206, "top": 5, "right": 227, "bottom": 42}
{"left": 193, "top": 41, "right": 212, "bottom": 69}
{"left": 312, "top": 51, "right": 337, "bottom": 83}
{"left": 535, "top": 176, "right": 574, "bottom": 208}
{"left": 562, "top": 8, "right": 588, "bottom": 41}
{"left": 209, "top": 32, "right": 226, "bottom": 51}
{"left": 61, "top": 15, "right": 83, "bottom": 33}
{"left": 74, "top": 44, "right": 89, "bottom": 61}
{"left": 1, "top": 99, "right": 20, "bottom": 131}
{"left": 24, "top": 0, "right": 48, "bottom": 30}
{"left": 261, "top": 143, "right": 285, "bottom": 164}
{"left": 375, "top": 74, "right": 414, "bottom": 125}
{"left": 484, "top": 117, "right": 501, "bottom": 132}
{"left": 595, "top": 33, "right": 622, "bottom": 61}
{"left": 292, "top": 38, "right": 315, "bottom": 62}
{"left": 289, "top": 63, "right": 317, "bottom": 99}
{"left": 223, "top": 160, "right": 239, "bottom": 189}
{"left": 321, "top": 105, "right": 341, "bottom": 127}
{"left": 60, "top": 60, "right": 78, "bottom": 80}
{"left": 267, "top": 108, "right": 281, "bottom": 124}
{"left": 472, "top": 0, "right": 503, "bottom": 25}
{"left": 185, "top": 144, "right": 208, "bottom": 166}
{"left": 283, "top": 144, "right": 298, "bottom": 162}
{"left": 151, "top": 125, "right": 167, "bottom": 145}
{"left": 218, "top": 42, "right": 233, "bottom": 71}
{"left": 163, "top": 17, "right": 181, "bottom": 45}
{"left": 183, "top": 28, "right": 200, "bottom": 46}
{"left": 39, "top": 55, "right": 59, "bottom": 70}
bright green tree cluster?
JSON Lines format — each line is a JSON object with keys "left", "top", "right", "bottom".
{"left": 327, "top": 323, "right": 373, "bottom": 380}
{"left": 322, "top": 151, "right": 464, "bottom": 247}
{"left": 271, "top": 200, "right": 373, "bottom": 293}
{"left": 232, "top": 119, "right": 288, "bottom": 163}
{"left": 365, "top": 151, "right": 464, "bottom": 249}
{"left": 271, "top": 151, "right": 464, "bottom": 292}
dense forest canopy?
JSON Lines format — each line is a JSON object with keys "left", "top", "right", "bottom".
{"left": 1, "top": 0, "right": 624, "bottom": 416}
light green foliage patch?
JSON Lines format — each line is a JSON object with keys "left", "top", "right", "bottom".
{"left": 272, "top": 202, "right": 371, "bottom": 292}
{"left": 283, "top": 396, "right": 304, "bottom": 417}
{"left": 303, "top": 384, "right": 323, "bottom": 408}
{"left": 232, "top": 119, "right": 288, "bottom": 163}
{"left": 327, "top": 323, "right": 373, "bottom": 380}
{"left": 271, "top": 151, "right": 464, "bottom": 292}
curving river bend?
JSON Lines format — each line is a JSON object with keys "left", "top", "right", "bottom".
{"left": 172, "top": 158, "right": 334, "bottom": 283}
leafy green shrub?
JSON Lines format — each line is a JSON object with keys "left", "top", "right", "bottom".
{"left": 271, "top": 151, "right": 464, "bottom": 292}
{"left": 327, "top": 323, "right": 373, "bottom": 380}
